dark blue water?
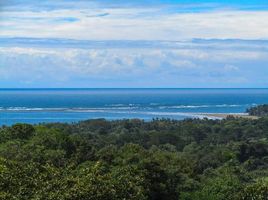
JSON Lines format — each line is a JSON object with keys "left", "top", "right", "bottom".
{"left": 0, "top": 88, "right": 267, "bottom": 125}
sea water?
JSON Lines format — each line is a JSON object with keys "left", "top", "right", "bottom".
{"left": 0, "top": 88, "right": 267, "bottom": 125}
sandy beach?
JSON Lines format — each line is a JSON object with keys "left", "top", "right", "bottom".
{"left": 196, "top": 113, "right": 259, "bottom": 120}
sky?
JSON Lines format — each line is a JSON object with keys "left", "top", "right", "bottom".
{"left": 0, "top": 0, "right": 268, "bottom": 88}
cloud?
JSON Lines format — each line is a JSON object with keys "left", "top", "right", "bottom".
{"left": 0, "top": 39, "right": 268, "bottom": 87}
{"left": 0, "top": 1, "right": 267, "bottom": 87}
{"left": 1, "top": 2, "right": 268, "bottom": 40}
{"left": 87, "top": 13, "right": 110, "bottom": 18}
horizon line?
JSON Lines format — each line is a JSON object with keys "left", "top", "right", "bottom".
{"left": 0, "top": 88, "right": 267, "bottom": 90}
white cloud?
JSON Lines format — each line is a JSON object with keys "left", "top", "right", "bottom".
{"left": 1, "top": 1, "right": 267, "bottom": 87}
{"left": 1, "top": 5, "right": 268, "bottom": 40}
{"left": 1, "top": 39, "right": 268, "bottom": 87}
{"left": 223, "top": 65, "right": 239, "bottom": 72}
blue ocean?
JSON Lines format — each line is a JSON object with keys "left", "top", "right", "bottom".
{"left": 0, "top": 88, "right": 267, "bottom": 125}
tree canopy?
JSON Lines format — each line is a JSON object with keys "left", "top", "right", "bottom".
{"left": 247, "top": 104, "right": 268, "bottom": 117}
{"left": 1, "top": 117, "right": 268, "bottom": 199}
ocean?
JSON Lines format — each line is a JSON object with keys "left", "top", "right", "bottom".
{"left": 0, "top": 88, "right": 267, "bottom": 125}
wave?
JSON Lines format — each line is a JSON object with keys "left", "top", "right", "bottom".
{"left": 159, "top": 104, "right": 246, "bottom": 109}
{"left": 0, "top": 107, "right": 240, "bottom": 117}
{"left": 0, "top": 103, "right": 256, "bottom": 112}
{"left": 0, "top": 106, "right": 250, "bottom": 121}
{"left": 105, "top": 104, "right": 139, "bottom": 107}
{"left": 0, "top": 107, "right": 69, "bottom": 111}
{"left": 0, "top": 107, "right": 139, "bottom": 112}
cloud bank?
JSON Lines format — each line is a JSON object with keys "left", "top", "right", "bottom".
{"left": 1, "top": 38, "right": 268, "bottom": 87}
{"left": 0, "top": 0, "right": 267, "bottom": 87}
{"left": 1, "top": 1, "right": 268, "bottom": 40}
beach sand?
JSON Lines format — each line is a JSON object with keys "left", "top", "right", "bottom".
{"left": 197, "top": 113, "right": 259, "bottom": 120}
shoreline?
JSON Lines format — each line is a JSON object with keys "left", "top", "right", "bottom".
{"left": 195, "top": 113, "right": 259, "bottom": 120}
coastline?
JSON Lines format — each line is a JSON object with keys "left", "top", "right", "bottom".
{"left": 196, "top": 113, "right": 259, "bottom": 120}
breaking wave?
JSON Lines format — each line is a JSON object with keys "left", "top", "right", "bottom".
{"left": 0, "top": 104, "right": 255, "bottom": 112}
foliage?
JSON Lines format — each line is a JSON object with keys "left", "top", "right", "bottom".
{"left": 1, "top": 117, "right": 268, "bottom": 199}
{"left": 247, "top": 104, "right": 268, "bottom": 116}
{"left": 238, "top": 178, "right": 268, "bottom": 200}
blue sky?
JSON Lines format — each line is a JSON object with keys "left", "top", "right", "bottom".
{"left": 0, "top": 0, "right": 268, "bottom": 88}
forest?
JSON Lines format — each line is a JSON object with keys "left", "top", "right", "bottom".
{"left": 1, "top": 114, "right": 268, "bottom": 199}
{"left": 247, "top": 104, "right": 268, "bottom": 117}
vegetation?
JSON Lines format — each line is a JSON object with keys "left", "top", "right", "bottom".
{"left": 247, "top": 104, "right": 268, "bottom": 116}
{"left": 1, "top": 117, "right": 268, "bottom": 199}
